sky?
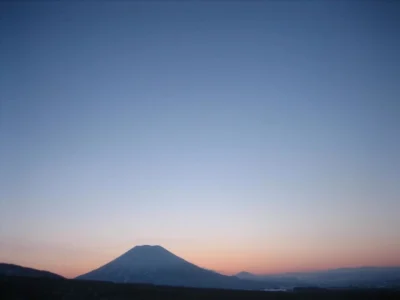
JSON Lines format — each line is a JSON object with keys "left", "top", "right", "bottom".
{"left": 0, "top": 1, "right": 399, "bottom": 278}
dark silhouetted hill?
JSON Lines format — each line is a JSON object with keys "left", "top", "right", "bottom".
{"left": 0, "top": 263, "right": 63, "bottom": 279}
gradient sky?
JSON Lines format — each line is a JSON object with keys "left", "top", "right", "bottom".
{"left": 0, "top": 1, "right": 399, "bottom": 278}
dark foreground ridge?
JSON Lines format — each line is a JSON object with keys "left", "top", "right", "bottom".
{"left": 1, "top": 276, "right": 400, "bottom": 300}
{"left": 0, "top": 263, "right": 64, "bottom": 279}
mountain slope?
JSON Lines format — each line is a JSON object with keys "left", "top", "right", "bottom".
{"left": 76, "top": 245, "right": 267, "bottom": 290}
{"left": 0, "top": 263, "right": 63, "bottom": 279}
{"left": 236, "top": 267, "right": 400, "bottom": 289}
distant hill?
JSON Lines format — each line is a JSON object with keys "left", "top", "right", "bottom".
{"left": 235, "top": 271, "right": 307, "bottom": 288}
{"left": 235, "top": 267, "right": 400, "bottom": 289}
{"left": 236, "top": 271, "right": 259, "bottom": 280}
{"left": 76, "top": 245, "right": 271, "bottom": 290}
{"left": 0, "top": 263, "right": 63, "bottom": 279}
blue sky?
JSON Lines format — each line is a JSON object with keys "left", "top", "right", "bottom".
{"left": 0, "top": 1, "right": 399, "bottom": 277}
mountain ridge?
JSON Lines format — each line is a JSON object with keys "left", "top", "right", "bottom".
{"left": 0, "top": 263, "right": 64, "bottom": 279}
{"left": 76, "top": 245, "right": 269, "bottom": 290}
{"left": 235, "top": 267, "right": 400, "bottom": 288}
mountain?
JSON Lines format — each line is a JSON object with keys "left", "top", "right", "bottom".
{"left": 236, "top": 271, "right": 258, "bottom": 280}
{"left": 76, "top": 245, "right": 269, "bottom": 290}
{"left": 0, "top": 263, "right": 63, "bottom": 279}
{"left": 236, "top": 267, "right": 400, "bottom": 289}
{"left": 236, "top": 271, "right": 307, "bottom": 288}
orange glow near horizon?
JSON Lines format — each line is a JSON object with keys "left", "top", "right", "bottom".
{"left": 1, "top": 233, "right": 399, "bottom": 278}
{"left": 2, "top": 241, "right": 399, "bottom": 279}
{"left": 30, "top": 253, "right": 400, "bottom": 279}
